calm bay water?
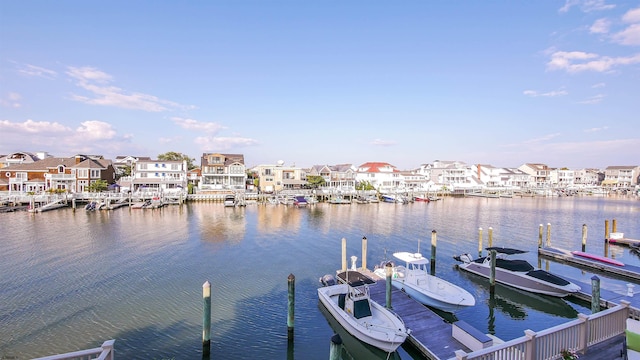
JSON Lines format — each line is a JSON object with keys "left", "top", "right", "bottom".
{"left": 1, "top": 196, "right": 639, "bottom": 359}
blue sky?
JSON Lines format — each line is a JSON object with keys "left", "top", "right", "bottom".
{"left": 1, "top": 1, "right": 639, "bottom": 169}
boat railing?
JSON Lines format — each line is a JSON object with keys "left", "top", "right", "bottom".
{"left": 32, "top": 340, "right": 115, "bottom": 360}
{"left": 451, "top": 301, "right": 630, "bottom": 360}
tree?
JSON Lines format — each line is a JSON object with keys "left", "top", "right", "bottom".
{"left": 306, "top": 175, "right": 325, "bottom": 188}
{"left": 158, "top": 151, "right": 197, "bottom": 170}
{"left": 355, "top": 181, "right": 375, "bottom": 191}
{"left": 88, "top": 180, "right": 108, "bottom": 192}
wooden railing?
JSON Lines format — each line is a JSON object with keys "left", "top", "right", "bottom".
{"left": 452, "top": 301, "right": 630, "bottom": 360}
{"left": 31, "top": 340, "right": 115, "bottom": 360}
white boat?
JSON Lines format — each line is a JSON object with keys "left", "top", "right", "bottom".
{"left": 28, "top": 199, "right": 67, "bottom": 213}
{"left": 317, "top": 271, "right": 408, "bottom": 353}
{"left": 224, "top": 194, "right": 236, "bottom": 207}
{"left": 454, "top": 247, "right": 580, "bottom": 297}
{"left": 373, "top": 252, "right": 475, "bottom": 313}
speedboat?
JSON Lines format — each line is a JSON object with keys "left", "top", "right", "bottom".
{"left": 453, "top": 247, "right": 580, "bottom": 297}
{"left": 317, "top": 271, "right": 408, "bottom": 353}
{"left": 224, "top": 194, "right": 236, "bottom": 207}
{"left": 293, "top": 196, "right": 308, "bottom": 207}
{"left": 373, "top": 252, "right": 475, "bottom": 313}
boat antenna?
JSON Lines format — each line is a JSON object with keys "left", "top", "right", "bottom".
{"left": 417, "top": 238, "right": 421, "bottom": 254}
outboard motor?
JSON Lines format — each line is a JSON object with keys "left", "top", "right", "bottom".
{"left": 453, "top": 253, "right": 473, "bottom": 263}
{"left": 319, "top": 274, "right": 336, "bottom": 287}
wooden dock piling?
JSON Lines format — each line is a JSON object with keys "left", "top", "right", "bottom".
{"left": 341, "top": 238, "right": 347, "bottom": 272}
{"left": 490, "top": 249, "right": 497, "bottom": 292}
{"left": 591, "top": 276, "right": 600, "bottom": 314}
{"left": 287, "top": 273, "right": 295, "bottom": 340}
{"left": 478, "top": 227, "right": 483, "bottom": 257}
{"left": 582, "top": 224, "right": 588, "bottom": 252}
{"left": 538, "top": 224, "right": 543, "bottom": 248}
{"left": 546, "top": 223, "right": 551, "bottom": 247}
{"left": 430, "top": 230, "right": 437, "bottom": 275}
{"left": 385, "top": 262, "right": 393, "bottom": 309}
{"left": 361, "top": 236, "right": 367, "bottom": 270}
{"left": 202, "top": 281, "right": 211, "bottom": 357}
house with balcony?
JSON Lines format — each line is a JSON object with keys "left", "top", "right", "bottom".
{"left": 251, "top": 160, "right": 306, "bottom": 193}
{"left": 602, "top": 165, "right": 640, "bottom": 189}
{"left": 354, "top": 162, "right": 402, "bottom": 193}
{"left": 113, "top": 155, "right": 151, "bottom": 177}
{"left": 131, "top": 158, "right": 187, "bottom": 193}
{"left": 199, "top": 153, "right": 246, "bottom": 191}
{"left": 3, "top": 154, "right": 113, "bottom": 193}
{"left": 0, "top": 151, "right": 46, "bottom": 168}
{"left": 574, "top": 169, "right": 602, "bottom": 187}
{"left": 550, "top": 168, "right": 576, "bottom": 188}
{"left": 518, "top": 163, "right": 552, "bottom": 188}
{"left": 308, "top": 164, "right": 357, "bottom": 191}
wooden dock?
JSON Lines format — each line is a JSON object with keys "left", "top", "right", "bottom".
{"left": 538, "top": 246, "right": 640, "bottom": 282}
{"left": 360, "top": 270, "right": 471, "bottom": 360}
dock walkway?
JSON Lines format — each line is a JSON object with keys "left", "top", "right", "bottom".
{"left": 539, "top": 246, "right": 640, "bottom": 282}
{"left": 357, "top": 270, "right": 470, "bottom": 360}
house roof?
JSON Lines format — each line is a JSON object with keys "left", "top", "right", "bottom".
{"left": 357, "top": 162, "right": 399, "bottom": 173}
{"left": 2, "top": 157, "right": 78, "bottom": 172}
{"left": 73, "top": 158, "right": 112, "bottom": 169}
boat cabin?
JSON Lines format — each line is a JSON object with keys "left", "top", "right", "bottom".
{"left": 338, "top": 284, "right": 372, "bottom": 319}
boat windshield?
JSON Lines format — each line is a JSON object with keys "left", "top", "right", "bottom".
{"left": 353, "top": 299, "right": 372, "bottom": 319}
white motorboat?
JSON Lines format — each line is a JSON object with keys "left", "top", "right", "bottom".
{"left": 224, "top": 194, "right": 236, "bottom": 207}
{"left": 373, "top": 252, "right": 475, "bottom": 313}
{"left": 317, "top": 271, "right": 408, "bottom": 353}
{"left": 454, "top": 247, "right": 580, "bottom": 297}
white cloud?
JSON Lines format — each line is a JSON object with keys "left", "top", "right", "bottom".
{"left": 66, "top": 66, "right": 195, "bottom": 112}
{"left": 370, "top": 139, "right": 397, "bottom": 146}
{"left": 523, "top": 133, "right": 562, "bottom": 144}
{"left": 171, "top": 117, "right": 226, "bottom": 133}
{"left": 194, "top": 136, "right": 259, "bottom": 151}
{"left": 591, "top": 82, "right": 606, "bottom": 88}
{"left": 75, "top": 120, "right": 117, "bottom": 140}
{"left": 622, "top": 7, "right": 640, "bottom": 23}
{"left": 18, "top": 64, "right": 57, "bottom": 79}
{"left": 584, "top": 126, "right": 609, "bottom": 132}
{"left": 578, "top": 94, "right": 606, "bottom": 104}
{"left": 547, "top": 51, "right": 640, "bottom": 72}
{"left": 559, "top": 0, "right": 615, "bottom": 13}
{"left": 523, "top": 89, "right": 568, "bottom": 97}
{"left": 0, "top": 92, "right": 22, "bottom": 108}
{"left": 0, "top": 119, "right": 70, "bottom": 133}
{"left": 590, "top": 18, "right": 611, "bottom": 33}
{"left": 611, "top": 24, "right": 640, "bottom": 46}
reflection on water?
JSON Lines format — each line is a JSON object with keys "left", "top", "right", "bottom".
{"left": 0, "top": 196, "right": 638, "bottom": 359}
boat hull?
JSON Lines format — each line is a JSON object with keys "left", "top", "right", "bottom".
{"left": 457, "top": 262, "right": 579, "bottom": 297}
{"left": 317, "top": 284, "right": 407, "bottom": 353}
{"left": 373, "top": 269, "right": 474, "bottom": 312}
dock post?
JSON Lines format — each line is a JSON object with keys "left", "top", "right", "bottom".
{"left": 287, "top": 273, "right": 295, "bottom": 341}
{"left": 341, "top": 238, "right": 347, "bottom": 272}
{"left": 72, "top": 198, "right": 76, "bottom": 211}
{"left": 613, "top": 219, "right": 617, "bottom": 233}
{"left": 488, "top": 227, "right": 493, "bottom": 248}
{"left": 490, "top": 249, "right": 497, "bottom": 293}
{"left": 385, "top": 262, "right": 393, "bottom": 309}
{"left": 581, "top": 224, "right": 588, "bottom": 252}
{"left": 202, "top": 281, "right": 211, "bottom": 357}
{"left": 591, "top": 275, "right": 601, "bottom": 314}
{"left": 546, "top": 223, "right": 551, "bottom": 247}
{"left": 361, "top": 236, "right": 367, "bottom": 271}
{"left": 430, "top": 230, "right": 437, "bottom": 275}
{"left": 538, "top": 224, "right": 543, "bottom": 248}
{"left": 478, "top": 227, "right": 483, "bottom": 258}
{"left": 604, "top": 220, "right": 610, "bottom": 240}
{"left": 329, "top": 334, "right": 342, "bottom": 360}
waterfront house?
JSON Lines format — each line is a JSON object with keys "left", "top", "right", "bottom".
{"left": 199, "top": 153, "right": 246, "bottom": 191}
{"left": 3, "top": 154, "right": 113, "bottom": 193}
{"left": 131, "top": 158, "right": 188, "bottom": 194}
{"left": 518, "top": 163, "right": 553, "bottom": 188}
{"left": 573, "top": 168, "right": 602, "bottom": 187}
{"left": 0, "top": 151, "right": 45, "bottom": 168}
{"left": 602, "top": 165, "right": 640, "bottom": 189}
{"left": 308, "top": 164, "right": 357, "bottom": 191}
{"left": 251, "top": 161, "right": 306, "bottom": 193}
{"left": 354, "top": 162, "right": 402, "bottom": 193}
{"left": 113, "top": 155, "right": 151, "bottom": 177}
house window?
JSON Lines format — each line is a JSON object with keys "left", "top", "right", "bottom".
{"left": 139, "top": 164, "right": 147, "bottom": 170}
{"left": 140, "top": 173, "right": 147, "bottom": 178}
{"left": 155, "top": 172, "right": 159, "bottom": 177}
{"left": 90, "top": 169, "right": 100, "bottom": 178}
{"left": 78, "top": 169, "right": 88, "bottom": 178}
{"left": 171, "top": 164, "right": 180, "bottom": 170}
{"left": 162, "top": 164, "right": 166, "bottom": 168}
{"left": 264, "top": 169, "right": 272, "bottom": 176}
{"left": 155, "top": 163, "right": 159, "bottom": 168}
{"left": 57, "top": 165, "right": 65, "bottom": 173}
